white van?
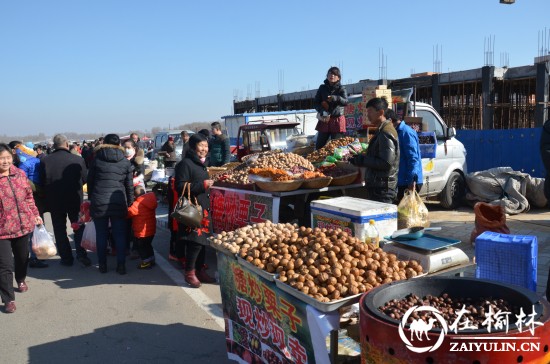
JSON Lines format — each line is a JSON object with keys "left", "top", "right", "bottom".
{"left": 409, "top": 102, "right": 467, "bottom": 209}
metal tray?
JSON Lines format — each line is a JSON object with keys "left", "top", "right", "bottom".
{"left": 208, "top": 238, "right": 238, "bottom": 259}
{"left": 389, "top": 233, "right": 461, "bottom": 252}
{"left": 274, "top": 278, "right": 362, "bottom": 313}
{"left": 237, "top": 256, "right": 278, "bottom": 282}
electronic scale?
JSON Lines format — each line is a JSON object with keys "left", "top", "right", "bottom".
{"left": 382, "top": 233, "right": 470, "bottom": 274}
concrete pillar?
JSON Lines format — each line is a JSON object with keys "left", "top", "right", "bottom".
{"left": 535, "top": 61, "right": 549, "bottom": 127}
{"left": 277, "top": 94, "right": 284, "bottom": 111}
{"left": 431, "top": 73, "right": 441, "bottom": 113}
{"left": 482, "top": 66, "right": 495, "bottom": 129}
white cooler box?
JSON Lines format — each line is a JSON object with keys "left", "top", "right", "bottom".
{"left": 310, "top": 197, "right": 397, "bottom": 241}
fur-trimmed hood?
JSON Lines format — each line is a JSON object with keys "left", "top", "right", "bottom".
{"left": 94, "top": 144, "right": 126, "bottom": 163}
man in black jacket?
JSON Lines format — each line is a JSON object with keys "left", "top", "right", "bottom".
{"left": 209, "top": 122, "right": 231, "bottom": 166}
{"left": 355, "top": 97, "right": 399, "bottom": 203}
{"left": 40, "top": 134, "right": 91, "bottom": 267}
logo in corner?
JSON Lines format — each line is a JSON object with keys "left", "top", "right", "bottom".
{"left": 398, "top": 306, "right": 448, "bottom": 353}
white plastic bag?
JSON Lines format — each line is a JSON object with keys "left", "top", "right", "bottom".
{"left": 31, "top": 225, "right": 57, "bottom": 259}
{"left": 81, "top": 221, "right": 97, "bottom": 252}
{"left": 397, "top": 189, "right": 430, "bottom": 229}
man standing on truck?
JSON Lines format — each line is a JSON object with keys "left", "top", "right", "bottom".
{"left": 209, "top": 122, "right": 231, "bottom": 167}
{"left": 385, "top": 109, "right": 423, "bottom": 202}
{"left": 353, "top": 97, "right": 399, "bottom": 203}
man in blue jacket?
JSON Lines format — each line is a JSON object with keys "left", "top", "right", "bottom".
{"left": 386, "top": 109, "right": 423, "bottom": 202}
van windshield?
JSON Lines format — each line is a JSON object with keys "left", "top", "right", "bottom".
{"left": 416, "top": 110, "right": 445, "bottom": 138}
{"left": 266, "top": 127, "right": 298, "bottom": 150}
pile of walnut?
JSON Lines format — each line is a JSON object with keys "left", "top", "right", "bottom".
{"left": 247, "top": 150, "right": 314, "bottom": 171}
{"left": 210, "top": 221, "right": 423, "bottom": 303}
{"left": 210, "top": 221, "right": 296, "bottom": 254}
{"left": 306, "top": 137, "right": 356, "bottom": 163}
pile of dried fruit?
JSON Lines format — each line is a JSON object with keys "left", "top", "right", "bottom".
{"left": 300, "top": 171, "right": 326, "bottom": 180}
{"left": 318, "top": 164, "right": 358, "bottom": 178}
{"left": 306, "top": 137, "right": 356, "bottom": 163}
{"left": 249, "top": 168, "right": 293, "bottom": 181}
{"left": 214, "top": 150, "right": 314, "bottom": 185}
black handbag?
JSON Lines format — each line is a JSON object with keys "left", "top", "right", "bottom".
{"left": 171, "top": 182, "right": 203, "bottom": 228}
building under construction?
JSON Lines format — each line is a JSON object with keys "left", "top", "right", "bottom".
{"left": 233, "top": 59, "right": 550, "bottom": 130}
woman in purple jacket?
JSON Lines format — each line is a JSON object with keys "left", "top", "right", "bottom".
{"left": 0, "top": 143, "right": 43, "bottom": 313}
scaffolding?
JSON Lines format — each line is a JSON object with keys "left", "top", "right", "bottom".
{"left": 234, "top": 64, "right": 549, "bottom": 129}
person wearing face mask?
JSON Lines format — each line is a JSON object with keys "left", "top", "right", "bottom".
{"left": 314, "top": 66, "right": 349, "bottom": 150}
{"left": 123, "top": 140, "right": 145, "bottom": 189}
{"left": 174, "top": 133, "right": 216, "bottom": 288}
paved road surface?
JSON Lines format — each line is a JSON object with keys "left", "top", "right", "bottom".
{"left": 1, "top": 212, "right": 231, "bottom": 364}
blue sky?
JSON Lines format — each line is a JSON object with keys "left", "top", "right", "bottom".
{"left": 1, "top": 0, "right": 548, "bottom": 136}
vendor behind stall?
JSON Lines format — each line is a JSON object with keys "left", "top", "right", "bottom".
{"left": 353, "top": 97, "right": 399, "bottom": 203}
{"left": 159, "top": 136, "right": 177, "bottom": 168}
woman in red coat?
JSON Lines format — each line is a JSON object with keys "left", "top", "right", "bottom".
{"left": 0, "top": 143, "right": 43, "bottom": 313}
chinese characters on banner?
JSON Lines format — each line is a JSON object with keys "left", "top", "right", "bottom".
{"left": 217, "top": 253, "right": 315, "bottom": 364}
{"left": 210, "top": 188, "right": 273, "bottom": 234}
{"left": 344, "top": 96, "right": 364, "bottom": 133}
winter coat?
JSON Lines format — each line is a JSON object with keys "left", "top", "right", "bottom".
{"left": 127, "top": 192, "right": 158, "bottom": 238}
{"left": 357, "top": 120, "right": 400, "bottom": 191}
{"left": 314, "top": 80, "right": 348, "bottom": 133}
{"left": 0, "top": 166, "right": 40, "bottom": 239}
{"left": 132, "top": 149, "right": 145, "bottom": 176}
{"left": 87, "top": 144, "right": 134, "bottom": 219}
{"left": 396, "top": 121, "right": 423, "bottom": 186}
{"left": 174, "top": 150, "right": 211, "bottom": 244}
{"left": 19, "top": 156, "right": 41, "bottom": 185}
{"left": 39, "top": 149, "right": 87, "bottom": 214}
{"left": 209, "top": 134, "right": 231, "bottom": 167}
{"left": 161, "top": 141, "right": 177, "bottom": 162}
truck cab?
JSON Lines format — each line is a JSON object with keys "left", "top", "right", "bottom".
{"left": 236, "top": 122, "right": 300, "bottom": 161}
{"left": 408, "top": 102, "right": 467, "bottom": 209}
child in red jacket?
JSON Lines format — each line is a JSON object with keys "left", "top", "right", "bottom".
{"left": 127, "top": 186, "right": 158, "bottom": 269}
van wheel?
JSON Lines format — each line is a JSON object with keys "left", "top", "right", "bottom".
{"left": 440, "top": 172, "right": 465, "bottom": 209}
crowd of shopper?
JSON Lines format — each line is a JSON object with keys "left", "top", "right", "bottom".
{"left": 0, "top": 132, "right": 169, "bottom": 314}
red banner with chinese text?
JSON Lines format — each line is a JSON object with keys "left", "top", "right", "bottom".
{"left": 210, "top": 188, "right": 273, "bottom": 234}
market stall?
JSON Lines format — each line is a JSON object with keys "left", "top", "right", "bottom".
{"left": 210, "top": 183, "right": 363, "bottom": 234}
{"left": 211, "top": 220, "right": 430, "bottom": 364}
{"left": 208, "top": 140, "right": 367, "bottom": 233}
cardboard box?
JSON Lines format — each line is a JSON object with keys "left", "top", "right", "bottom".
{"left": 362, "top": 88, "right": 393, "bottom": 126}
{"left": 310, "top": 197, "right": 397, "bottom": 242}
{"left": 404, "top": 116, "right": 423, "bottom": 132}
